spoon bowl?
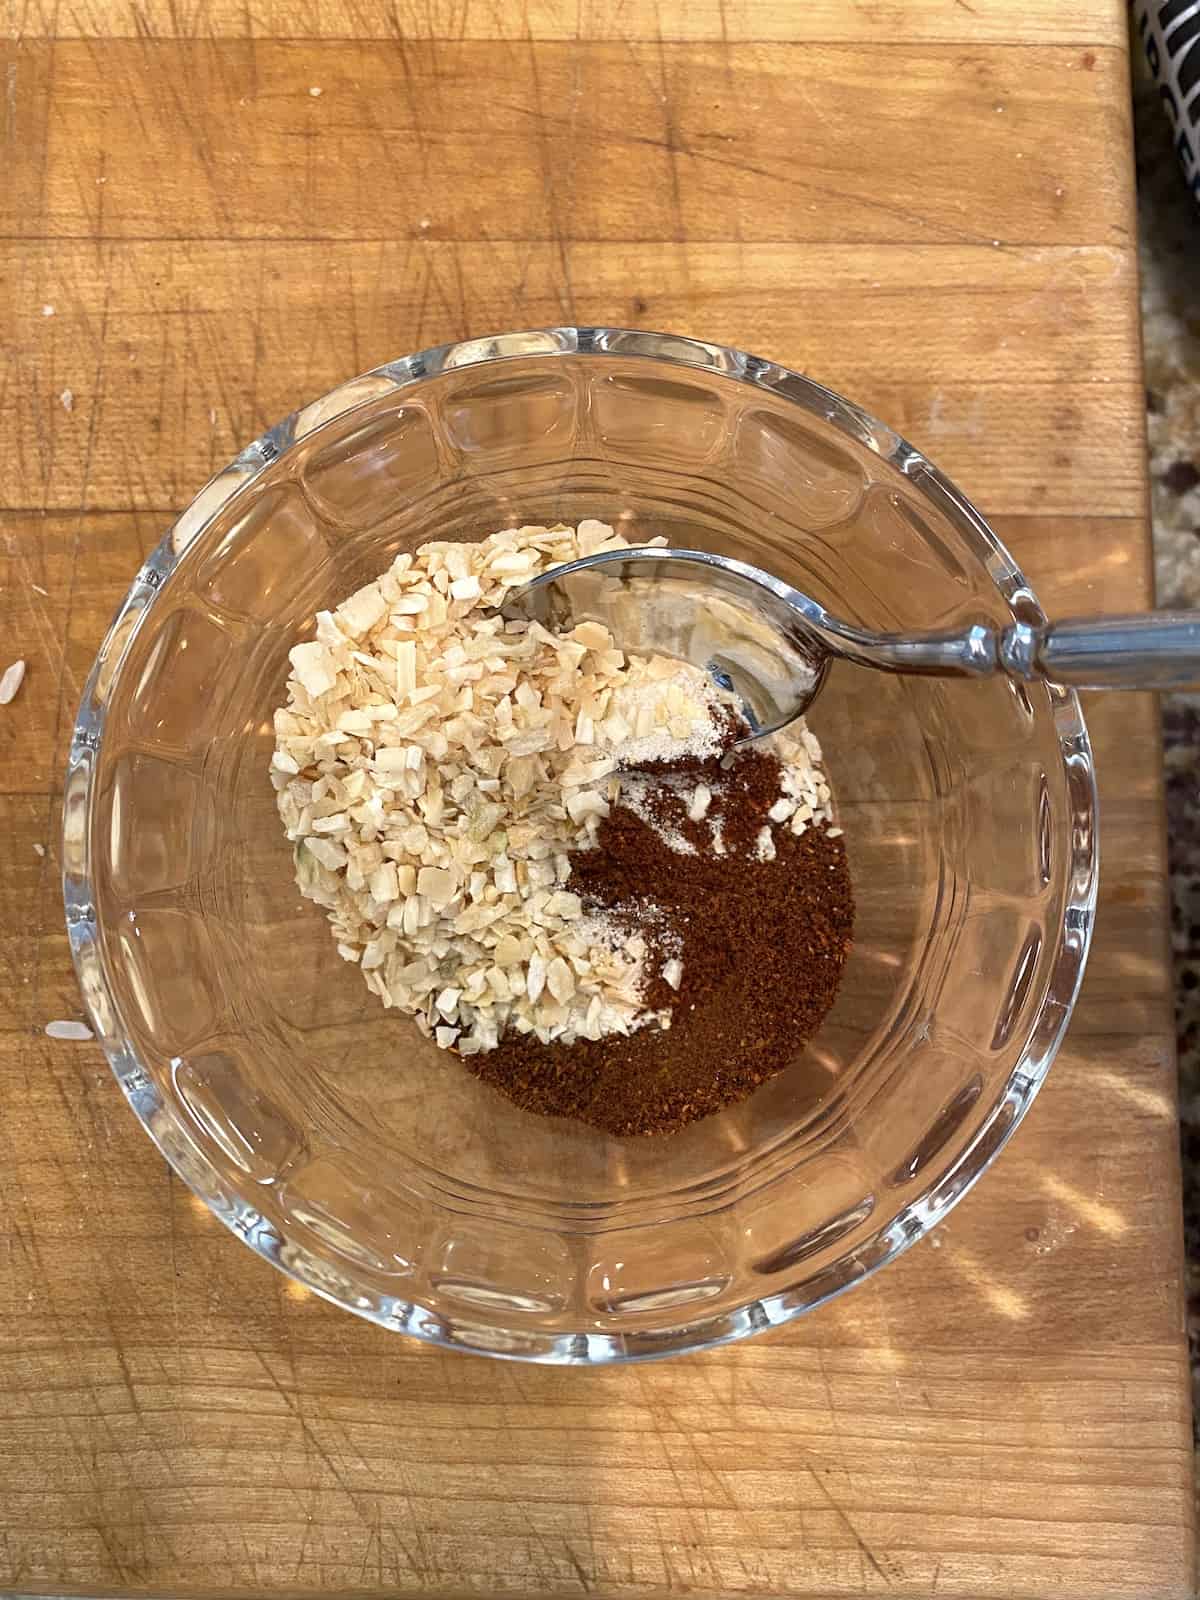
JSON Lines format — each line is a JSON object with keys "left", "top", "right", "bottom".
{"left": 499, "top": 547, "right": 829, "bottom": 739}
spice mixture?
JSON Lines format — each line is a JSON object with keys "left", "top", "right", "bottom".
{"left": 271, "top": 520, "right": 854, "bottom": 1136}
{"left": 470, "top": 747, "right": 853, "bottom": 1136}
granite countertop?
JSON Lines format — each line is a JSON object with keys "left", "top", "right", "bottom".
{"left": 1133, "top": 60, "right": 1200, "bottom": 1490}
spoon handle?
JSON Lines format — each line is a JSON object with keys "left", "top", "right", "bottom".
{"left": 861, "top": 612, "right": 1200, "bottom": 692}
{"left": 1001, "top": 612, "right": 1200, "bottom": 691}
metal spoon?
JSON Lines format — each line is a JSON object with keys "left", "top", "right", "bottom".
{"left": 500, "top": 546, "right": 1200, "bottom": 740}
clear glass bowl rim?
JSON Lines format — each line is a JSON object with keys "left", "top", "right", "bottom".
{"left": 63, "top": 326, "right": 1098, "bottom": 1364}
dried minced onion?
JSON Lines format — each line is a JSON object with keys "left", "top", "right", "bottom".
{"left": 0, "top": 659, "right": 26, "bottom": 706}
{"left": 45, "top": 1020, "right": 93, "bottom": 1042}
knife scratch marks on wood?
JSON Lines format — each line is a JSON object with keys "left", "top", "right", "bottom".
{"left": 448, "top": 239, "right": 470, "bottom": 341}
{"left": 515, "top": 1498, "right": 581, "bottom": 1593}
{"left": 497, "top": 95, "right": 991, "bottom": 247}
{"left": 79, "top": 269, "right": 113, "bottom": 517}
{"left": 197, "top": 303, "right": 244, "bottom": 452}
{"left": 655, "top": 19, "right": 686, "bottom": 247}
{"left": 523, "top": 25, "right": 575, "bottom": 321}
{"left": 811, "top": 1339, "right": 863, "bottom": 1564}
{"left": 158, "top": 64, "right": 234, "bottom": 234}
{"left": 10, "top": 570, "right": 62, "bottom": 682}
{"left": 805, "top": 1459, "right": 894, "bottom": 1587}
{"left": 388, "top": 8, "right": 431, "bottom": 180}
{"left": 267, "top": 1349, "right": 437, "bottom": 1592}
{"left": 561, "top": 1542, "right": 594, "bottom": 1593}
{"left": 250, "top": 1346, "right": 380, "bottom": 1537}
{"left": 42, "top": 269, "right": 113, "bottom": 723}
{"left": 561, "top": 3, "right": 584, "bottom": 313}
{"left": 716, "top": 0, "right": 733, "bottom": 80}
{"left": 412, "top": 248, "right": 432, "bottom": 347}
{"left": 93, "top": 1516, "right": 143, "bottom": 1585}
{"left": 874, "top": 1289, "right": 936, "bottom": 1539}
{"left": 251, "top": 244, "right": 267, "bottom": 427}
{"left": 421, "top": 246, "right": 464, "bottom": 343}
{"left": 635, "top": 1369, "right": 724, "bottom": 1565}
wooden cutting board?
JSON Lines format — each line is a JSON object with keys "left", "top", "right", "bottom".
{"left": 0, "top": 1, "right": 1193, "bottom": 1595}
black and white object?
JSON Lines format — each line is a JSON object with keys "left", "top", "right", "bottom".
{"left": 1134, "top": 0, "right": 1200, "bottom": 208}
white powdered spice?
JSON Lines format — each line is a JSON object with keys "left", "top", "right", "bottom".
{"left": 605, "top": 658, "right": 733, "bottom": 766}
{"left": 616, "top": 775, "right": 698, "bottom": 856}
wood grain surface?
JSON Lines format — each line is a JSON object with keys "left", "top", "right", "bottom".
{"left": 0, "top": 1, "right": 1193, "bottom": 1595}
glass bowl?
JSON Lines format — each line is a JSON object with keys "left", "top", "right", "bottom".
{"left": 64, "top": 328, "right": 1097, "bottom": 1363}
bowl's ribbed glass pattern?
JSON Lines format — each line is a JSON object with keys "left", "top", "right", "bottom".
{"left": 64, "top": 329, "right": 1097, "bottom": 1362}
